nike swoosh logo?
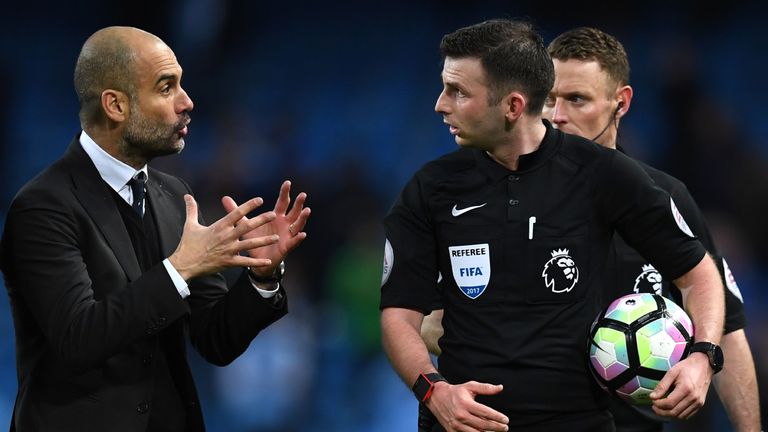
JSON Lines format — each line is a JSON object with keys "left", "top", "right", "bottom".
{"left": 451, "top": 203, "right": 487, "bottom": 217}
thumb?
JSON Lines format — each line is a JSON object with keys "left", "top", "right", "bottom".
{"left": 650, "top": 367, "right": 677, "bottom": 400}
{"left": 467, "top": 382, "right": 504, "bottom": 396}
{"left": 184, "top": 194, "right": 199, "bottom": 226}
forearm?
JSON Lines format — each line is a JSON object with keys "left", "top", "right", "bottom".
{"left": 421, "top": 309, "right": 444, "bottom": 356}
{"left": 188, "top": 269, "right": 287, "bottom": 366}
{"left": 713, "top": 329, "right": 761, "bottom": 431}
{"left": 381, "top": 307, "right": 437, "bottom": 387}
{"left": 675, "top": 254, "right": 724, "bottom": 344}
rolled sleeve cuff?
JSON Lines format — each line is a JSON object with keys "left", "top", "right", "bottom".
{"left": 162, "top": 258, "right": 190, "bottom": 298}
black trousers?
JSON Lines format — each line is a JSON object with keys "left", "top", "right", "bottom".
{"left": 609, "top": 396, "right": 664, "bottom": 432}
{"left": 418, "top": 402, "right": 616, "bottom": 432}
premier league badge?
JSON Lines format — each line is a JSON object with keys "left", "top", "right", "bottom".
{"left": 542, "top": 248, "right": 579, "bottom": 293}
{"left": 449, "top": 243, "right": 491, "bottom": 299}
{"left": 633, "top": 264, "right": 663, "bottom": 295}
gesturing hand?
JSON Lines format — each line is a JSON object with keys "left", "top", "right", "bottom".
{"left": 169, "top": 195, "right": 281, "bottom": 281}
{"left": 221, "top": 180, "right": 311, "bottom": 278}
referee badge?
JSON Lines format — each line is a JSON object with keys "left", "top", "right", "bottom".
{"left": 670, "top": 197, "right": 695, "bottom": 238}
{"left": 449, "top": 243, "right": 490, "bottom": 299}
{"left": 381, "top": 239, "right": 394, "bottom": 286}
{"left": 722, "top": 258, "right": 743, "bottom": 302}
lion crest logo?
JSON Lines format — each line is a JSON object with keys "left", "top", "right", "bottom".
{"left": 542, "top": 248, "right": 579, "bottom": 293}
{"left": 633, "top": 264, "right": 663, "bottom": 295}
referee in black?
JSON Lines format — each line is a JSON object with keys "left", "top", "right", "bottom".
{"left": 544, "top": 27, "right": 760, "bottom": 431}
{"left": 419, "top": 26, "right": 760, "bottom": 432}
{"left": 380, "top": 19, "right": 725, "bottom": 432}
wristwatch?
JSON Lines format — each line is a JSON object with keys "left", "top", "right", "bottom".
{"left": 689, "top": 342, "right": 724, "bottom": 374}
{"left": 248, "top": 261, "right": 285, "bottom": 284}
{"left": 412, "top": 372, "right": 447, "bottom": 402}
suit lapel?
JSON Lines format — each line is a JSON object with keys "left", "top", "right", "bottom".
{"left": 146, "top": 172, "right": 184, "bottom": 258}
{"left": 65, "top": 140, "right": 143, "bottom": 281}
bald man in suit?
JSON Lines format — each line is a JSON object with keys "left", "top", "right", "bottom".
{"left": 0, "top": 26, "right": 310, "bottom": 431}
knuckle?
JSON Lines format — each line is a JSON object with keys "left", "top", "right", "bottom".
{"left": 455, "top": 411, "right": 469, "bottom": 422}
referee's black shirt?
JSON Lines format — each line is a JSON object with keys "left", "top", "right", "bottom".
{"left": 380, "top": 120, "right": 706, "bottom": 425}
{"left": 601, "top": 154, "right": 747, "bottom": 431}
{"left": 604, "top": 156, "right": 746, "bottom": 334}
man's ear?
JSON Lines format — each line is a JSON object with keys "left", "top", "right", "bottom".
{"left": 101, "top": 89, "right": 129, "bottom": 123}
{"left": 504, "top": 91, "right": 527, "bottom": 122}
{"left": 615, "top": 85, "right": 633, "bottom": 119}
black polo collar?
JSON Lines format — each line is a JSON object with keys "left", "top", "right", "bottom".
{"left": 472, "top": 119, "right": 561, "bottom": 181}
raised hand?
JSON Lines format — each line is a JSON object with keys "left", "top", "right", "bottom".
{"left": 427, "top": 381, "right": 509, "bottom": 432}
{"left": 221, "top": 180, "right": 311, "bottom": 277}
{"left": 168, "top": 194, "right": 280, "bottom": 281}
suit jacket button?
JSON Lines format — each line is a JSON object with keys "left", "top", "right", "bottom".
{"left": 142, "top": 354, "right": 153, "bottom": 365}
{"left": 158, "top": 317, "right": 167, "bottom": 325}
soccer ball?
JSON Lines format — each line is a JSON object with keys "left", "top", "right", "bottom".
{"left": 588, "top": 293, "right": 693, "bottom": 405}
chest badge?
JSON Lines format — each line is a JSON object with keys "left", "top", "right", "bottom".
{"left": 633, "top": 264, "right": 663, "bottom": 295}
{"left": 449, "top": 243, "right": 490, "bottom": 299}
{"left": 542, "top": 248, "right": 579, "bottom": 293}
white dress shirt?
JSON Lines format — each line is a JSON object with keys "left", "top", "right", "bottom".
{"left": 79, "top": 131, "right": 279, "bottom": 299}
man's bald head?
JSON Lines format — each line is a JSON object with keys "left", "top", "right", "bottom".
{"left": 73, "top": 27, "right": 165, "bottom": 129}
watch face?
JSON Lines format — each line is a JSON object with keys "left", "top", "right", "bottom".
{"left": 691, "top": 342, "right": 724, "bottom": 372}
{"left": 412, "top": 375, "right": 432, "bottom": 401}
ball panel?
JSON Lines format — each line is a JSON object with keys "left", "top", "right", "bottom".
{"left": 590, "top": 327, "right": 630, "bottom": 381}
{"left": 604, "top": 293, "right": 659, "bottom": 325}
{"left": 637, "top": 320, "right": 681, "bottom": 371}
{"left": 617, "top": 376, "right": 659, "bottom": 405}
{"left": 661, "top": 297, "right": 693, "bottom": 335}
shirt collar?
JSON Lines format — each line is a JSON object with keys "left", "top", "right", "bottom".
{"left": 473, "top": 119, "right": 561, "bottom": 181}
{"left": 79, "top": 131, "right": 149, "bottom": 193}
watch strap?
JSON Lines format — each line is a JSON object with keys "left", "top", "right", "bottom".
{"left": 689, "top": 341, "right": 723, "bottom": 373}
{"left": 412, "top": 372, "right": 447, "bottom": 402}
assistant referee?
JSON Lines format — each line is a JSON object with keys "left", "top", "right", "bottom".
{"left": 545, "top": 27, "right": 759, "bottom": 432}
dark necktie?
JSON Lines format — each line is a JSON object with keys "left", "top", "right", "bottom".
{"left": 128, "top": 171, "right": 147, "bottom": 217}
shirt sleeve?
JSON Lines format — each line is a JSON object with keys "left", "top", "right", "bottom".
{"left": 665, "top": 180, "right": 747, "bottom": 332}
{"left": 162, "top": 258, "right": 190, "bottom": 298}
{"left": 380, "top": 172, "right": 440, "bottom": 314}
{"left": 595, "top": 151, "right": 706, "bottom": 280}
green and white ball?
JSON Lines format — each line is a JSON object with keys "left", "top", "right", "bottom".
{"left": 588, "top": 293, "right": 693, "bottom": 405}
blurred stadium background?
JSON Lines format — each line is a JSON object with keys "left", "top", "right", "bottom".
{"left": 1, "top": 1, "right": 766, "bottom": 430}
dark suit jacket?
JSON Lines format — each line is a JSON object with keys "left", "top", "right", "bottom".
{"left": 0, "top": 137, "right": 288, "bottom": 431}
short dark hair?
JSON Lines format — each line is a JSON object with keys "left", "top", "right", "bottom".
{"left": 73, "top": 34, "right": 138, "bottom": 128}
{"left": 547, "top": 27, "right": 630, "bottom": 87}
{"left": 440, "top": 19, "right": 554, "bottom": 114}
